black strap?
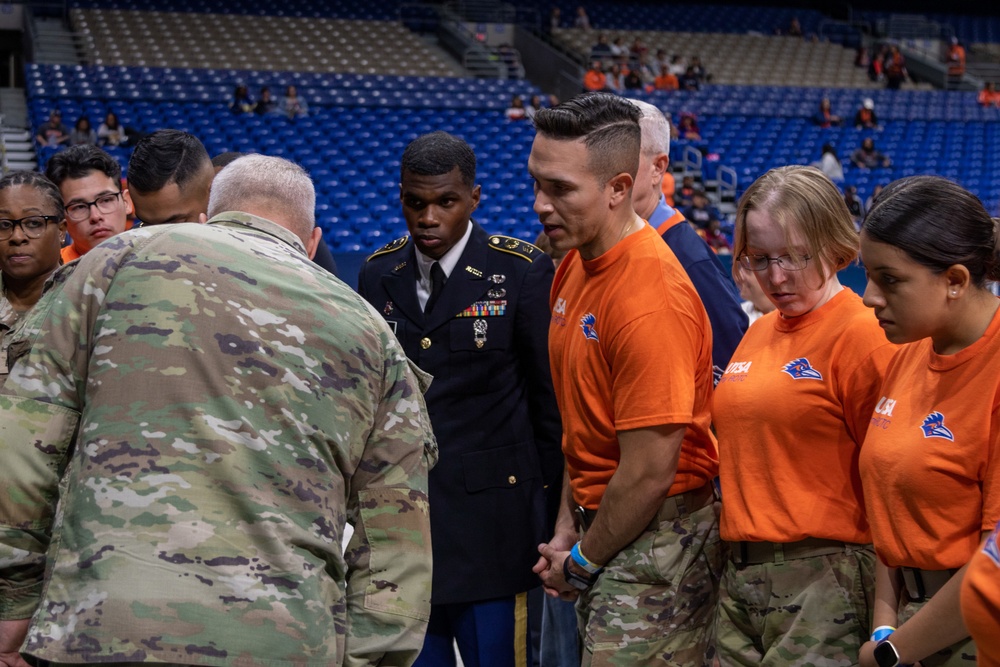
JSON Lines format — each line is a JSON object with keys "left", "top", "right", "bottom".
{"left": 424, "top": 262, "right": 446, "bottom": 315}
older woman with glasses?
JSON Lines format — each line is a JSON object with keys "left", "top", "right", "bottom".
{"left": 712, "top": 165, "right": 896, "bottom": 665}
{"left": 0, "top": 171, "right": 66, "bottom": 385}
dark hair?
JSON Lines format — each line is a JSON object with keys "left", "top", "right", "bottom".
{"left": 821, "top": 143, "right": 837, "bottom": 158}
{"left": 532, "top": 92, "right": 641, "bottom": 184}
{"left": 75, "top": 116, "right": 90, "bottom": 130}
{"left": 400, "top": 131, "right": 476, "bottom": 187}
{"left": 45, "top": 144, "right": 122, "bottom": 186}
{"left": 863, "top": 175, "right": 1000, "bottom": 286}
{"left": 0, "top": 170, "right": 65, "bottom": 219}
{"left": 211, "top": 151, "right": 247, "bottom": 169}
{"left": 128, "top": 129, "right": 211, "bottom": 193}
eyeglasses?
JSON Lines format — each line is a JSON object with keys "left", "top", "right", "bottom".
{"left": 65, "top": 192, "right": 122, "bottom": 222}
{"left": 737, "top": 253, "right": 812, "bottom": 272}
{"left": 0, "top": 215, "right": 62, "bottom": 241}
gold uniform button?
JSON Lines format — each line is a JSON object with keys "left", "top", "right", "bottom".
{"left": 508, "top": 475, "right": 517, "bottom": 485}
{"left": 420, "top": 337, "right": 432, "bottom": 349}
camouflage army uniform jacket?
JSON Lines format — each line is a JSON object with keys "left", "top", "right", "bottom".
{"left": 0, "top": 212, "right": 438, "bottom": 667}
{"left": 0, "top": 274, "right": 18, "bottom": 384}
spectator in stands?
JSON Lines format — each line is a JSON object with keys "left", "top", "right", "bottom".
{"left": 635, "top": 56, "right": 656, "bottom": 86}
{"left": 870, "top": 45, "right": 888, "bottom": 82}
{"left": 97, "top": 111, "right": 125, "bottom": 147}
{"left": 584, "top": 61, "right": 607, "bottom": 92}
{"left": 255, "top": 86, "right": 279, "bottom": 115}
{"left": 854, "top": 98, "right": 879, "bottom": 129}
{"left": 525, "top": 95, "right": 544, "bottom": 121}
{"left": 946, "top": 36, "right": 966, "bottom": 79}
{"left": 884, "top": 45, "right": 907, "bottom": 90}
{"left": 549, "top": 7, "right": 561, "bottom": 31}
{"left": 865, "top": 183, "right": 884, "bottom": 213}
{"left": 844, "top": 184, "right": 865, "bottom": 227}
{"left": 505, "top": 95, "right": 527, "bottom": 120}
{"left": 787, "top": 17, "right": 803, "bottom": 37}
{"left": 685, "top": 189, "right": 721, "bottom": 230}
{"left": 855, "top": 45, "right": 870, "bottom": 69}
{"left": 679, "top": 66, "right": 701, "bottom": 91}
{"left": 230, "top": 84, "right": 254, "bottom": 114}
{"left": 623, "top": 67, "right": 644, "bottom": 91}
{"left": 606, "top": 64, "right": 624, "bottom": 93}
{"left": 69, "top": 117, "right": 97, "bottom": 146}
{"left": 45, "top": 144, "right": 132, "bottom": 263}
{"left": 127, "top": 129, "right": 214, "bottom": 226}
{"left": 590, "top": 34, "right": 613, "bottom": 60}
{"left": 703, "top": 218, "right": 731, "bottom": 254}
{"left": 689, "top": 56, "right": 708, "bottom": 82}
{"left": 677, "top": 174, "right": 697, "bottom": 208}
{"left": 573, "top": 5, "right": 590, "bottom": 30}
{"left": 34, "top": 110, "right": 69, "bottom": 148}
{"left": 629, "top": 37, "right": 648, "bottom": 61}
{"left": 813, "top": 143, "right": 844, "bottom": 183}
{"left": 677, "top": 112, "right": 701, "bottom": 140}
{"left": 978, "top": 82, "right": 1000, "bottom": 107}
{"left": 851, "top": 137, "right": 892, "bottom": 169}
{"left": 812, "top": 98, "right": 843, "bottom": 128}
{"left": 669, "top": 54, "right": 686, "bottom": 76}
{"left": 610, "top": 36, "right": 626, "bottom": 57}
{"left": 654, "top": 65, "right": 679, "bottom": 91}
{"left": 655, "top": 49, "right": 670, "bottom": 71}
{"left": 0, "top": 171, "right": 66, "bottom": 386}
{"left": 282, "top": 85, "right": 309, "bottom": 119}
{"left": 497, "top": 43, "right": 524, "bottom": 79}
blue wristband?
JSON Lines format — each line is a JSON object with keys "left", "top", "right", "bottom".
{"left": 570, "top": 542, "right": 603, "bottom": 574}
{"left": 871, "top": 625, "right": 895, "bottom": 642}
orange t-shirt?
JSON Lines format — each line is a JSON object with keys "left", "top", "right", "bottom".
{"left": 961, "top": 523, "right": 1000, "bottom": 667}
{"left": 583, "top": 70, "right": 606, "bottom": 91}
{"left": 60, "top": 244, "right": 83, "bottom": 264}
{"left": 549, "top": 223, "right": 718, "bottom": 509}
{"left": 860, "top": 304, "right": 1000, "bottom": 569}
{"left": 715, "top": 289, "right": 896, "bottom": 543}
{"left": 654, "top": 74, "right": 679, "bottom": 91}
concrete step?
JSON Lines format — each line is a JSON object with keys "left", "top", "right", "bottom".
{"left": 4, "top": 160, "right": 38, "bottom": 171}
{"left": 5, "top": 150, "right": 36, "bottom": 161}
{"left": 5, "top": 142, "right": 33, "bottom": 153}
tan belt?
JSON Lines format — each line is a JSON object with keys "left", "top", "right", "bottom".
{"left": 731, "top": 537, "right": 870, "bottom": 566}
{"left": 574, "top": 483, "right": 715, "bottom": 533}
{"left": 900, "top": 567, "right": 956, "bottom": 603}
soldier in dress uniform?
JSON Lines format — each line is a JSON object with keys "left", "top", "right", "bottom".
{"left": 358, "top": 131, "right": 562, "bottom": 667}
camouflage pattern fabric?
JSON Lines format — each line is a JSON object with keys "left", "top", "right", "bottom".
{"left": 0, "top": 275, "right": 19, "bottom": 383}
{"left": 716, "top": 545, "right": 875, "bottom": 666}
{"left": 0, "top": 212, "right": 438, "bottom": 667}
{"left": 896, "top": 597, "right": 976, "bottom": 666}
{"left": 575, "top": 501, "right": 722, "bottom": 667}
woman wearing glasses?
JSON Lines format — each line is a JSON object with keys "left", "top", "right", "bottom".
{"left": 857, "top": 176, "right": 999, "bottom": 667}
{"left": 713, "top": 166, "right": 896, "bottom": 664}
{"left": 0, "top": 171, "right": 66, "bottom": 384}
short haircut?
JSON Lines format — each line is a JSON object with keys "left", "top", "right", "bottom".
{"left": 211, "top": 151, "right": 247, "bottom": 169}
{"left": 532, "top": 92, "right": 641, "bottom": 184}
{"left": 207, "top": 154, "right": 316, "bottom": 245}
{"left": 0, "top": 170, "right": 65, "bottom": 219}
{"left": 400, "top": 131, "right": 476, "bottom": 187}
{"left": 863, "top": 175, "right": 1000, "bottom": 288}
{"left": 627, "top": 98, "right": 670, "bottom": 158}
{"left": 128, "top": 129, "right": 211, "bottom": 194}
{"left": 733, "top": 165, "right": 858, "bottom": 281}
{"left": 45, "top": 144, "right": 122, "bottom": 187}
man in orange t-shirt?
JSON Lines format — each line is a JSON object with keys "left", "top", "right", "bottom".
{"left": 582, "top": 62, "right": 607, "bottom": 92}
{"left": 654, "top": 65, "right": 679, "bottom": 91}
{"left": 44, "top": 145, "right": 132, "bottom": 264}
{"left": 529, "top": 93, "right": 720, "bottom": 665}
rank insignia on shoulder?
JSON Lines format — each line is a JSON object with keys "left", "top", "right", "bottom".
{"left": 488, "top": 235, "right": 541, "bottom": 261}
{"left": 367, "top": 236, "right": 409, "bottom": 260}
{"left": 456, "top": 300, "right": 508, "bottom": 317}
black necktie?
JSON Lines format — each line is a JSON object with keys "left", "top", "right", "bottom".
{"left": 424, "top": 262, "right": 446, "bottom": 315}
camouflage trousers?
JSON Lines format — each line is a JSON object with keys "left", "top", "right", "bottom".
{"left": 896, "top": 596, "right": 976, "bottom": 666}
{"left": 575, "top": 499, "right": 723, "bottom": 667}
{"left": 717, "top": 544, "right": 875, "bottom": 667}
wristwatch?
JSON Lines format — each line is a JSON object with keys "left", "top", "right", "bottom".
{"left": 563, "top": 555, "right": 595, "bottom": 591}
{"left": 873, "top": 639, "right": 901, "bottom": 667}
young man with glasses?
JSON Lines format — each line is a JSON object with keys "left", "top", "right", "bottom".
{"left": 45, "top": 144, "right": 132, "bottom": 263}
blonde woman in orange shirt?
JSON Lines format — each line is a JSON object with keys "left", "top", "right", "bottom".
{"left": 859, "top": 176, "right": 1000, "bottom": 667}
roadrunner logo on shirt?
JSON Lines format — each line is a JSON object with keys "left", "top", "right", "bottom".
{"left": 580, "top": 313, "right": 599, "bottom": 341}
{"left": 781, "top": 357, "right": 823, "bottom": 380}
{"left": 920, "top": 411, "right": 955, "bottom": 441}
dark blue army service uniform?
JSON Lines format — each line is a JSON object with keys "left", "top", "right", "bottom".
{"left": 358, "top": 221, "right": 562, "bottom": 666}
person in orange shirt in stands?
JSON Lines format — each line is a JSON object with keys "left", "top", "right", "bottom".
{"left": 653, "top": 64, "right": 679, "bottom": 91}
{"left": 961, "top": 521, "right": 1000, "bottom": 667}
{"left": 582, "top": 61, "right": 607, "bottom": 92}
{"left": 858, "top": 176, "right": 1000, "bottom": 667}
{"left": 714, "top": 165, "right": 896, "bottom": 665}
{"left": 946, "top": 37, "right": 966, "bottom": 78}
{"left": 978, "top": 82, "right": 1000, "bottom": 107}
{"left": 44, "top": 144, "right": 132, "bottom": 264}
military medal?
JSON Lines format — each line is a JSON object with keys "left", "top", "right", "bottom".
{"left": 473, "top": 319, "right": 487, "bottom": 348}
{"left": 384, "top": 301, "right": 394, "bottom": 315}
{"left": 487, "top": 288, "right": 506, "bottom": 299}
{"left": 489, "top": 274, "right": 506, "bottom": 284}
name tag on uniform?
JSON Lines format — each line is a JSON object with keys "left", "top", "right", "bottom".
{"left": 456, "top": 300, "right": 507, "bottom": 317}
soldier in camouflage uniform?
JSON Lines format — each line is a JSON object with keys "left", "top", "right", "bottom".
{"left": 0, "top": 155, "right": 437, "bottom": 667}
{"left": 529, "top": 94, "right": 722, "bottom": 666}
